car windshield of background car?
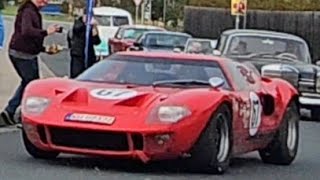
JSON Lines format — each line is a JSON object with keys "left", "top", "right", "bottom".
{"left": 122, "top": 28, "right": 156, "bottom": 40}
{"left": 94, "top": 15, "right": 111, "bottom": 26}
{"left": 186, "top": 40, "right": 214, "bottom": 54}
{"left": 76, "top": 56, "right": 230, "bottom": 89}
{"left": 226, "top": 36, "right": 308, "bottom": 62}
{"left": 145, "top": 34, "right": 189, "bottom": 49}
{"left": 113, "top": 16, "right": 129, "bottom": 26}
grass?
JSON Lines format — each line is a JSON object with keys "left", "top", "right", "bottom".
{"left": 2, "top": 5, "right": 72, "bottom": 22}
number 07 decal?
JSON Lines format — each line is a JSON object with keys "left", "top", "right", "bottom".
{"left": 249, "top": 92, "right": 262, "bottom": 136}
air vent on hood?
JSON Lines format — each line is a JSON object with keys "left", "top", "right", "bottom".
{"left": 115, "top": 93, "right": 153, "bottom": 107}
{"left": 61, "top": 88, "right": 88, "bottom": 105}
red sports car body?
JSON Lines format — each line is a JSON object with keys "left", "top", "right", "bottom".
{"left": 109, "top": 25, "right": 165, "bottom": 54}
{"left": 21, "top": 52, "right": 300, "bottom": 174}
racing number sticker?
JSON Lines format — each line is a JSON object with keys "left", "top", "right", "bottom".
{"left": 249, "top": 92, "right": 262, "bottom": 136}
{"left": 90, "top": 88, "right": 138, "bottom": 100}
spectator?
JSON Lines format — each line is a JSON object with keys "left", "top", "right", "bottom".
{"left": 68, "top": 8, "right": 101, "bottom": 78}
{"left": 0, "top": 0, "right": 62, "bottom": 126}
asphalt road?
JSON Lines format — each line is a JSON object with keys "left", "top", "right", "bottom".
{"left": 0, "top": 121, "right": 319, "bottom": 180}
{"left": 1, "top": 17, "right": 320, "bottom": 180}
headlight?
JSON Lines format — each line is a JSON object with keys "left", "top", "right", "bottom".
{"left": 24, "top": 97, "right": 50, "bottom": 115}
{"left": 316, "top": 72, "right": 320, "bottom": 92}
{"left": 157, "top": 106, "right": 191, "bottom": 123}
{"left": 261, "top": 64, "right": 299, "bottom": 87}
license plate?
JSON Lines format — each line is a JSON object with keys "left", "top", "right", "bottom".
{"left": 65, "top": 113, "right": 115, "bottom": 125}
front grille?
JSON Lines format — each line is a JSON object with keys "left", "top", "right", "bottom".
{"left": 298, "top": 78, "right": 315, "bottom": 93}
{"left": 49, "top": 127, "right": 129, "bottom": 151}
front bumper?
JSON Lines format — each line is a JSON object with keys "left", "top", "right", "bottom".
{"left": 22, "top": 119, "right": 195, "bottom": 163}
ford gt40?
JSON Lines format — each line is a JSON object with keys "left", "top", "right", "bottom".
{"left": 21, "top": 52, "right": 300, "bottom": 174}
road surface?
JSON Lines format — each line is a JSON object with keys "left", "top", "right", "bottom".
{"left": 1, "top": 17, "right": 320, "bottom": 180}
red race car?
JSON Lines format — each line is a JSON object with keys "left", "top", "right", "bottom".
{"left": 109, "top": 25, "right": 165, "bottom": 54}
{"left": 21, "top": 52, "right": 300, "bottom": 174}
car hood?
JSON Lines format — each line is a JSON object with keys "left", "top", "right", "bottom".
{"left": 232, "top": 57, "right": 320, "bottom": 78}
{"left": 23, "top": 78, "right": 226, "bottom": 127}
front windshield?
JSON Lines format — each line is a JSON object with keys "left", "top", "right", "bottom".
{"left": 142, "top": 34, "right": 190, "bottom": 49}
{"left": 76, "top": 55, "right": 230, "bottom": 89}
{"left": 94, "top": 15, "right": 111, "bottom": 26}
{"left": 226, "top": 36, "right": 308, "bottom": 61}
{"left": 185, "top": 40, "right": 215, "bottom": 54}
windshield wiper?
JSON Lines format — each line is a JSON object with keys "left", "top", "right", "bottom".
{"left": 152, "top": 79, "right": 210, "bottom": 87}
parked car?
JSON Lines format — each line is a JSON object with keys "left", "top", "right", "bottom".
{"left": 185, "top": 38, "right": 217, "bottom": 54}
{"left": 93, "top": 6, "right": 133, "bottom": 57}
{"left": 213, "top": 29, "right": 320, "bottom": 121}
{"left": 21, "top": 51, "right": 299, "bottom": 174}
{"left": 128, "top": 31, "right": 191, "bottom": 52}
{"left": 108, "top": 25, "right": 165, "bottom": 54}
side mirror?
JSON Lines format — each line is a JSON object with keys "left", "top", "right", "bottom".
{"left": 209, "top": 77, "right": 225, "bottom": 89}
{"left": 213, "top": 50, "right": 222, "bottom": 56}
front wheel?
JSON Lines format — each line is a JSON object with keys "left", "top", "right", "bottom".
{"left": 259, "top": 101, "right": 299, "bottom": 165}
{"left": 186, "top": 104, "right": 232, "bottom": 174}
{"left": 22, "top": 129, "right": 60, "bottom": 159}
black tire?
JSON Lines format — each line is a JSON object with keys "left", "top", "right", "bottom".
{"left": 22, "top": 129, "right": 60, "bottom": 159}
{"left": 259, "top": 101, "right": 299, "bottom": 165}
{"left": 185, "top": 104, "right": 232, "bottom": 174}
{"left": 310, "top": 108, "right": 320, "bottom": 121}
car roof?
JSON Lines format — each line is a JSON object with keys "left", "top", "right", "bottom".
{"left": 113, "top": 51, "right": 226, "bottom": 62}
{"left": 119, "top": 24, "right": 165, "bottom": 30}
{"left": 93, "top": 6, "right": 131, "bottom": 16}
{"left": 222, "top": 29, "right": 305, "bottom": 42}
{"left": 187, "top": 38, "right": 214, "bottom": 42}
{"left": 143, "top": 31, "right": 191, "bottom": 37}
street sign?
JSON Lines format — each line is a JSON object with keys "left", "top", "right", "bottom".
{"left": 231, "top": 0, "right": 247, "bottom": 16}
{"left": 133, "top": 0, "right": 142, "bottom": 6}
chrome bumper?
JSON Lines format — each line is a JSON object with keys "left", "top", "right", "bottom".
{"left": 299, "top": 97, "right": 320, "bottom": 106}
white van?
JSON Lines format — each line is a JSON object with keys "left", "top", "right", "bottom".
{"left": 93, "top": 6, "right": 133, "bottom": 57}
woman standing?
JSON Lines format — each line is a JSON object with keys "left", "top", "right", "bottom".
{"left": 0, "top": 0, "right": 61, "bottom": 126}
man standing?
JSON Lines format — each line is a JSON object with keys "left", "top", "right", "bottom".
{"left": 0, "top": 0, "right": 61, "bottom": 126}
{"left": 68, "top": 8, "right": 101, "bottom": 78}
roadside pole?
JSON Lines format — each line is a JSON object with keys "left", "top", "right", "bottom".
{"left": 133, "top": 0, "right": 142, "bottom": 24}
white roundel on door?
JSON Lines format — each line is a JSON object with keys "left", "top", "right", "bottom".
{"left": 90, "top": 88, "right": 138, "bottom": 100}
{"left": 249, "top": 91, "right": 262, "bottom": 136}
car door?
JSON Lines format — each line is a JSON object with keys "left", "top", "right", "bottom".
{"left": 224, "top": 61, "right": 267, "bottom": 153}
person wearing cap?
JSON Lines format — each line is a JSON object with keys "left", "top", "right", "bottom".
{"left": 68, "top": 8, "right": 101, "bottom": 78}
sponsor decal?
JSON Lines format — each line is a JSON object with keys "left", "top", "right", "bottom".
{"left": 248, "top": 91, "right": 262, "bottom": 136}
{"left": 65, "top": 113, "right": 115, "bottom": 125}
{"left": 90, "top": 88, "right": 138, "bottom": 100}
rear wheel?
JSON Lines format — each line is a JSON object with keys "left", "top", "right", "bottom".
{"left": 259, "top": 101, "right": 299, "bottom": 165}
{"left": 186, "top": 104, "right": 232, "bottom": 174}
{"left": 22, "top": 129, "right": 60, "bottom": 159}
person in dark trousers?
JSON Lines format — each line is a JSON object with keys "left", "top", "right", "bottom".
{"left": 68, "top": 8, "right": 101, "bottom": 78}
{"left": 0, "top": 0, "right": 61, "bottom": 126}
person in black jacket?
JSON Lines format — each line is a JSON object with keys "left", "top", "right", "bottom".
{"left": 0, "top": 0, "right": 61, "bottom": 126}
{"left": 68, "top": 8, "right": 101, "bottom": 78}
